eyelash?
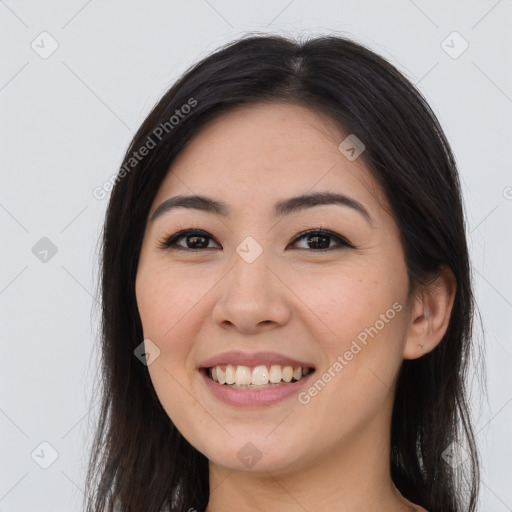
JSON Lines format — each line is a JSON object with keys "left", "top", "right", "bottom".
{"left": 157, "top": 227, "right": 355, "bottom": 252}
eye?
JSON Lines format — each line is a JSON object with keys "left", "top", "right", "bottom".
{"left": 289, "top": 228, "right": 354, "bottom": 251}
{"left": 158, "top": 227, "right": 355, "bottom": 252}
{"left": 158, "top": 229, "right": 220, "bottom": 251}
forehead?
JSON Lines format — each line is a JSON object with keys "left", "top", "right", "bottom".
{"left": 150, "top": 102, "right": 386, "bottom": 215}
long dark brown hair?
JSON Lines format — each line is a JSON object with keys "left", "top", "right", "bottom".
{"left": 84, "top": 33, "right": 480, "bottom": 512}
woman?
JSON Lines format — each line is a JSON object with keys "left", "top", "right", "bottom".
{"left": 84, "top": 33, "right": 480, "bottom": 512}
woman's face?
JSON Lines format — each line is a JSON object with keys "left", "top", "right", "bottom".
{"left": 135, "top": 102, "right": 412, "bottom": 475}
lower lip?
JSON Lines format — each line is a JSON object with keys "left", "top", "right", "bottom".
{"left": 200, "top": 369, "right": 315, "bottom": 407}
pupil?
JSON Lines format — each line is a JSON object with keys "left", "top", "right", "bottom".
{"left": 188, "top": 235, "right": 207, "bottom": 248}
{"left": 309, "top": 235, "right": 329, "bottom": 249}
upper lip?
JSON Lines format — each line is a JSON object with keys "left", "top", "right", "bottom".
{"left": 198, "top": 350, "right": 315, "bottom": 369}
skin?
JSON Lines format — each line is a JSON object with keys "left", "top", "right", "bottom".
{"left": 135, "top": 102, "right": 455, "bottom": 512}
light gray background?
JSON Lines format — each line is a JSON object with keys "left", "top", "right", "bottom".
{"left": 1, "top": 1, "right": 511, "bottom": 510}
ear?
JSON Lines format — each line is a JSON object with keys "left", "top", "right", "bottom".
{"left": 403, "top": 265, "right": 457, "bottom": 360}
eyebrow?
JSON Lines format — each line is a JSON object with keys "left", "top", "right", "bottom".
{"left": 150, "top": 191, "right": 373, "bottom": 225}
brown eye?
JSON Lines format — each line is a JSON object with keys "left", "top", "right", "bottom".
{"left": 290, "top": 229, "right": 354, "bottom": 250}
{"left": 158, "top": 230, "right": 220, "bottom": 250}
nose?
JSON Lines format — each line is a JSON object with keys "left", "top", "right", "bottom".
{"left": 211, "top": 249, "right": 292, "bottom": 334}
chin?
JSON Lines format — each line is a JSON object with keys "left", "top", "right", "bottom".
{"left": 201, "top": 433, "right": 304, "bottom": 474}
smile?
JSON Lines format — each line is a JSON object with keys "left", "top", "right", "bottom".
{"left": 198, "top": 350, "right": 316, "bottom": 406}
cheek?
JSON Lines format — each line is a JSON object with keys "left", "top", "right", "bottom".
{"left": 300, "top": 267, "right": 406, "bottom": 349}
{"left": 300, "top": 276, "right": 407, "bottom": 427}
{"left": 136, "top": 262, "right": 207, "bottom": 342}
{"left": 302, "top": 267, "right": 409, "bottom": 403}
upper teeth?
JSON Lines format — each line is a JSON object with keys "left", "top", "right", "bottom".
{"left": 210, "top": 364, "right": 311, "bottom": 386}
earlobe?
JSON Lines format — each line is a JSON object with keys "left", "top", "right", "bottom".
{"left": 403, "top": 265, "right": 457, "bottom": 360}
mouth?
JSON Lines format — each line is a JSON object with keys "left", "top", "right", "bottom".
{"left": 198, "top": 351, "right": 317, "bottom": 406}
{"left": 201, "top": 364, "right": 316, "bottom": 389}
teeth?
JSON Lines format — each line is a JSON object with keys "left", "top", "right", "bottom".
{"left": 252, "top": 365, "right": 269, "bottom": 385}
{"left": 224, "top": 364, "right": 235, "bottom": 384}
{"left": 235, "top": 365, "right": 252, "bottom": 385}
{"left": 209, "top": 364, "right": 312, "bottom": 386}
{"left": 282, "top": 366, "right": 293, "bottom": 382}
{"left": 269, "top": 364, "right": 282, "bottom": 383}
